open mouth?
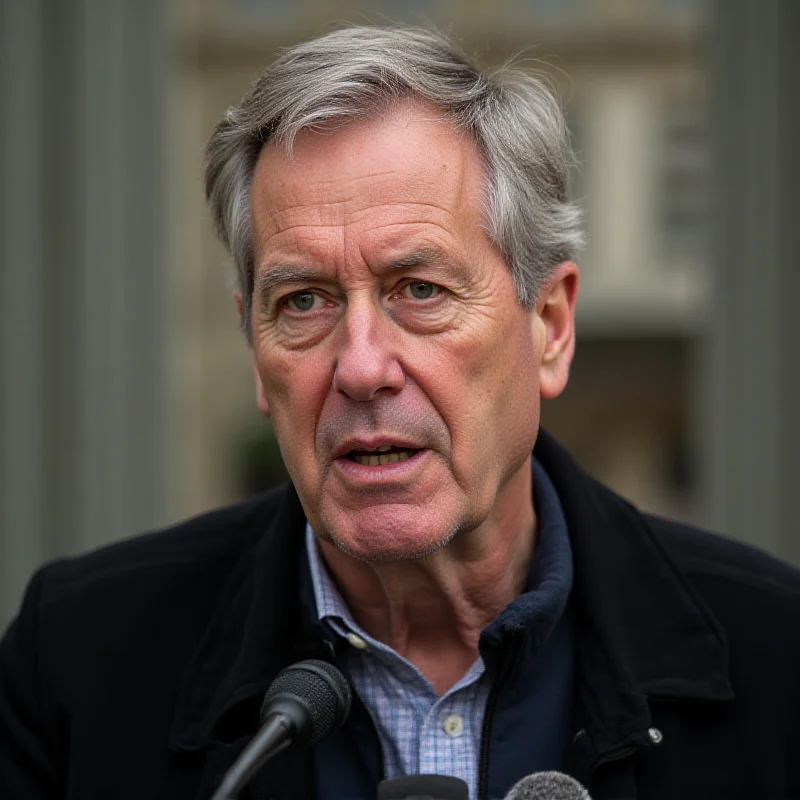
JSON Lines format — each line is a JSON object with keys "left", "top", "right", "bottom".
{"left": 345, "top": 445, "right": 421, "bottom": 466}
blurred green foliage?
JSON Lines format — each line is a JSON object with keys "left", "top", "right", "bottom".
{"left": 236, "top": 421, "right": 290, "bottom": 495}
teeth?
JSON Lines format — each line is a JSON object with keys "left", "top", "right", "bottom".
{"left": 352, "top": 449, "right": 413, "bottom": 466}
{"left": 351, "top": 444, "right": 394, "bottom": 454}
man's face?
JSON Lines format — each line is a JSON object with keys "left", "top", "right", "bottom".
{"left": 248, "top": 102, "right": 574, "bottom": 562}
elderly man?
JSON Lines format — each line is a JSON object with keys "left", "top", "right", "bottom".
{"left": 2, "top": 26, "right": 799, "bottom": 800}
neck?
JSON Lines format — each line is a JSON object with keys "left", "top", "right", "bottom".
{"left": 316, "top": 460, "right": 535, "bottom": 694}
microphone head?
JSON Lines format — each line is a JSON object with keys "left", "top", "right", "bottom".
{"left": 504, "top": 772, "right": 591, "bottom": 800}
{"left": 260, "top": 659, "right": 352, "bottom": 747}
{"left": 378, "top": 775, "right": 469, "bottom": 800}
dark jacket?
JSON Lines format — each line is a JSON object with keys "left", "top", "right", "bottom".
{"left": 1, "top": 430, "right": 800, "bottom": 799}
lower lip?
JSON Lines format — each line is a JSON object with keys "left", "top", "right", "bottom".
{"left": 334, "top": 449, "right": 427, "bottom": 481}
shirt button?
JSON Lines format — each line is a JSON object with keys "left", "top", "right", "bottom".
{"left": 442, "top": 715, "right": 464, "bottom": 737}
{"left": 346, "top": 632, "right": 368, "bottom": 650}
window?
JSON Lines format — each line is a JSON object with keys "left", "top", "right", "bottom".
{"left": 658, "top": 96, "right": 708, "bottom": 264}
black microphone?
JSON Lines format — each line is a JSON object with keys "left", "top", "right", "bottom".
{"left": 503, "top": 771, "right": 591, "bottom": 800}
{"left": 377, "top": 775, "right": 469, "bottom": 800}
{"left": 211, "top": 659, "right": 352, "bottom": 800}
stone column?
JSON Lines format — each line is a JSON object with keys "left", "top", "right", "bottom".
{"left": 699, "top": 0, "right": 799, "bottom": 562}
{"left": 0, "top": 0, "right": 170, "bottom": 626}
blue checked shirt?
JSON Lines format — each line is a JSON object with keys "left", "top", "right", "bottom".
{"left": 306, "top": 525, "right": 491, "bottom": 799}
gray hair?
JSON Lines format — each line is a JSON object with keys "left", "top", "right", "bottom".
{"left": 205, "top": 26, "right": 583, "bottom": 340}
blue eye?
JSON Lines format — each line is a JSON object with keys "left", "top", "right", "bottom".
{"left": 406, "top": 282, "right": 439, "bottom": 300}
{"left": 286, "top": 291, "right": 319, "bottom": 312}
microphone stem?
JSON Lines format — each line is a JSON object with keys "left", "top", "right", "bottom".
{"left": 210, "top": 714, "right": 294, "bottom": 800}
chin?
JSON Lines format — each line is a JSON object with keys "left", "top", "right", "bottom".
{"left": 321, "top": 504, "right": 461, "bottom": 563}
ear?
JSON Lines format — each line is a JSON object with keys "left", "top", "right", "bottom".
{"left": 235, "top": 291, "right": 271, "bottom": 418}
{"left": 234, "top": 291, "right": 249, "bottom": 337}
{"left": 533, "top": 262, "right": 579, "bottom": 400}
{"left": 252, "top": 362, "right": 271, "bottom": 418}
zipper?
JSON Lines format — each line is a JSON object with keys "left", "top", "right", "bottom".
{"left": 477, "top": 629, "right": 524, "bottom": 800}
{"left": 376, "top": 719, "right": 386, "bottom": 782}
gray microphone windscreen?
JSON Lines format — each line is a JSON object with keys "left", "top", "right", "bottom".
{"left": 504, "top": 772, "right": 591, "bottom": 800}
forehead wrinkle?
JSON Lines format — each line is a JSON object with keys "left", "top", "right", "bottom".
{"left": 252, "top": 198, "right": 348, "bottom": 266}
{"left": 267, "top": 200, "right": 458, "bottom": 227}
{"left": 266, "top": 189, "right": 461, "bottom": 226}
{"left": 352, "top": 205, "right": 460, "bottom": 228}
{"left": 258, "top": 147, "right": 466, "bottom": 214}
{"left": 260, "top": 169, "right": 419, "bottom": 216}
{"left": 295, "top": 169, "right": 406, "bottom": 188}
{"left": 254, "top": 199, "right": 346, "bottom": 241}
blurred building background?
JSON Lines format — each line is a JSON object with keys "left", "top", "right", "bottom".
{"left": 1, "top": 0, "right": 797, "bottom": 627}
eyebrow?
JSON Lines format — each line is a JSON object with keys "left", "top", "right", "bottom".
{"left": 385, "top": 246, "right": 449, "bottom": 271}
{"left": 253, "top": 265, "right": 325, "bottom": 303}
{"left": 387, "top": 245, "right": 471, "bottom": 285}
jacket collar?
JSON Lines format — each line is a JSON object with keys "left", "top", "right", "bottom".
{"left": 168, "top": 430, "right": 733, "bottom": 763}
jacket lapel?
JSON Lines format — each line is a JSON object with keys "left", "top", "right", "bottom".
{"left": 534, "top": 430, "right": 734, "bottom": 792}
{"left": 168, "top": 484, "right": 325, "bottom": 800}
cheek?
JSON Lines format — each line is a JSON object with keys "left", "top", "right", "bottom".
{"left": 493, "top": 332, "right": 542, "bottom": 472}
{"left": 424, "top": 314, "right": 539, "bottom": 473}
{"left": 489, "top": 316, "right": 541, "bottom": 426}
{"left": 255, "top": 348, "right": 331, "bottom": 452}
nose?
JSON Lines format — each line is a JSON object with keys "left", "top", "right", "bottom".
{"left": 332, "top": 301, "right": 405, "bottom": 402}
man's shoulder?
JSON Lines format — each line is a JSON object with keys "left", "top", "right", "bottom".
{"left": 644, "top": 513, "right": 800, "bottom": 645}
{"left": 646, "top": 513, "right": 800, "bottom": 600}
{"left": 34, "top": 485, "right": 291, "bottom": 618}
{"left": 0, "top": 485, "right": 303, "bottom": 790}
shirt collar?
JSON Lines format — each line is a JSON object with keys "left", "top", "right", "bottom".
{"left": 306, "top": 522, "right": 356, "bottom": 633}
